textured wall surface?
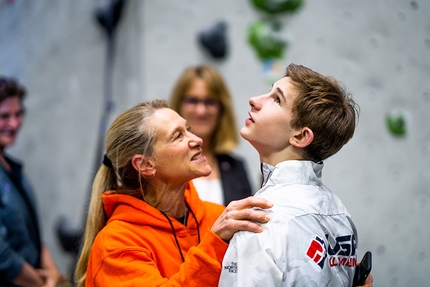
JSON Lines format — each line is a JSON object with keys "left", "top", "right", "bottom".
{"left": 0, "top": 0, "right": 429, "bottom": 285}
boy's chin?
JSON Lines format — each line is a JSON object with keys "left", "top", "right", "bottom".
{"left": 239, "top": 127, "right": 250, "bottom": 140}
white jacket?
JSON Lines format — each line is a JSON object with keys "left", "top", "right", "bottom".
{"left": 219, "top": 160, "right": 357, "bottom": 287}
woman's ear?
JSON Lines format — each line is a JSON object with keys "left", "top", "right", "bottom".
{"left": 131, "top": 155, "right": 155, "bottom": 177}
{"left": 289, "top": 127, "right": 314, "bottom": 148}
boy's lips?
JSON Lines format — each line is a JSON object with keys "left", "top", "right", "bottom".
{"left": 248, "top": 112, "right": 255, "bottom": 123}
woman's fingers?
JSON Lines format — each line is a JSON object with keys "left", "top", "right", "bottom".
{"left": 227, "top": 196, "right": 273, "bottom": 211}
{"left": 211, "top": 197, "right": 273, "bottom": 241}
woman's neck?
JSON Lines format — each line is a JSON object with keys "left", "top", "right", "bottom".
{"left": 144, "top": 182, "right": 188, "bottom": 218}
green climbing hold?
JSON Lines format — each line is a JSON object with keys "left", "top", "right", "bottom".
{"left": 248, "top": 20, "right": 286, "bottom": 60}
{"left": 250, "top": 0, "right": 304, "bottom": 15}
{"left": 386, "top": 112, "right": 407, "bottom": 137}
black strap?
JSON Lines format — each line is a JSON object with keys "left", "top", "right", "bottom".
{"left": 159, "top": 201, "right": 200, "bottom": 263}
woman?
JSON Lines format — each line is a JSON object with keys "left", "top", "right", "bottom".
{"left": 74, "top": 100, "right": 272, "bottom": 286}
{"left": 0, "top": 77, "right": 62, "bottom": 286}
{"left": 169, "top": 65, "right": 252, "bottom": 205}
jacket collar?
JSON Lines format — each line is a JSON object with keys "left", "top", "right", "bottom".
{"left": 259, "top": 160, "right": 324, "bottom": 190}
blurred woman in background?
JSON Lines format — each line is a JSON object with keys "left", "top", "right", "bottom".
{"left": 170, "top": 65, "right": 253, "bottom": 206}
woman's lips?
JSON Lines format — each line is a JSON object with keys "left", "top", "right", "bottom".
{"left": 191, "top": 152, "right": 206, "bottom": 162}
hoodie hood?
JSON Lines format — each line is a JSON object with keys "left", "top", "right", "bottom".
{"left": 102, "top": 181, "right": 219, "bottom": 234}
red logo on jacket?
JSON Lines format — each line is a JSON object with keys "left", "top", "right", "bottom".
{"left": 306, "top": 235, "right": 326, "bottom": 268}
{"left": 306, "top": 234, "right": 356, "bottom": 269}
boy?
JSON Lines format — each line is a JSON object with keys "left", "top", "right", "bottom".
{"left": 219, "top": 63, "right": 360, "bottom": 286}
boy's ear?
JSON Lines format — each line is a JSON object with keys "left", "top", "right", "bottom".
{"left": 131, "top": 155, "right": 155, "bottom": 177}
{"left": 289, "top": 127, "right": 314, "bottom": 148}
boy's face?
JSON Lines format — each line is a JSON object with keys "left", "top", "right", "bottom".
{"left": 240, "top": 76, "right": 299, "bottom": 156}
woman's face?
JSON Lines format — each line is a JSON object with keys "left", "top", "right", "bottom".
{"left": 0, "top": 96, "right": 23, "bottom": 150}
{"left": 179, "top": 78, "right": 221, "bottom": 142}
{"left": 152, "top": 108, "right": 212, "bottom": 182}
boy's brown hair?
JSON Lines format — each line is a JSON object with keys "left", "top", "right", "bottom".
{"left": 286, "top": 63, "right": 359, "bottom": 162}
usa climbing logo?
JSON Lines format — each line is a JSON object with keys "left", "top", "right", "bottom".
{"left": 306, "top": 234, "right": 356, "bottom": 269}
{"left": 306, "top": 235, "right": 327, "bottom": 269}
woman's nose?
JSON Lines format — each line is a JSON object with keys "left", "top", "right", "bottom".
{"left": 195, "top": 102, "right": 209, "bottom": 114}
{"left": 189, "top": 133, "right": 203, "bottom": 147}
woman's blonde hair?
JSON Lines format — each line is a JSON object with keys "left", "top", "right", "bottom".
{"left": 74, "top": 100, "right": 168, "bottom": 286}
{"left": 169, "top": 65, "right": 239, "bottom": 154}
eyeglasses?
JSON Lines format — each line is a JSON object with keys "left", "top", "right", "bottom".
{"left": 182, "top": 97, "right": 221, "bottom": 109}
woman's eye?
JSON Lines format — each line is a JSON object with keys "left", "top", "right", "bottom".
{"left": 174, "top": 133, "right": 183, "bottom": 140}
{"left": 274, "top": 97, "right": 281, "bottom": 105}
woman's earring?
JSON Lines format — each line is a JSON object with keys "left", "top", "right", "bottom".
{"left": 145, "top": 170, "right": 156, "bottom": 178}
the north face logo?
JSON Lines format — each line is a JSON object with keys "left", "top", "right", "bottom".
{"left": 224, "top": 262, "right": 237, "bottom": 273}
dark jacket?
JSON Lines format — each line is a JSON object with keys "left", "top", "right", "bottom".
{"left": 217, "top": 153, "right": 253, "bottom": 205}
{"left": 0, "top": 156, "right": 41, "bottom": 287}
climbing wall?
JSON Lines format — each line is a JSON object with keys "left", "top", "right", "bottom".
{"left": 0, "top": 0, "right": 428, "bottom": 285}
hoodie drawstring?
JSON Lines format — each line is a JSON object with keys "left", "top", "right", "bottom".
{"left": 159, "top": 201, "right": 200, "bottom": 262}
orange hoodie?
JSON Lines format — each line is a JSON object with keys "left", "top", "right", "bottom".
{"left": 85, "top": 182, "right": 227, "bottom": 287}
